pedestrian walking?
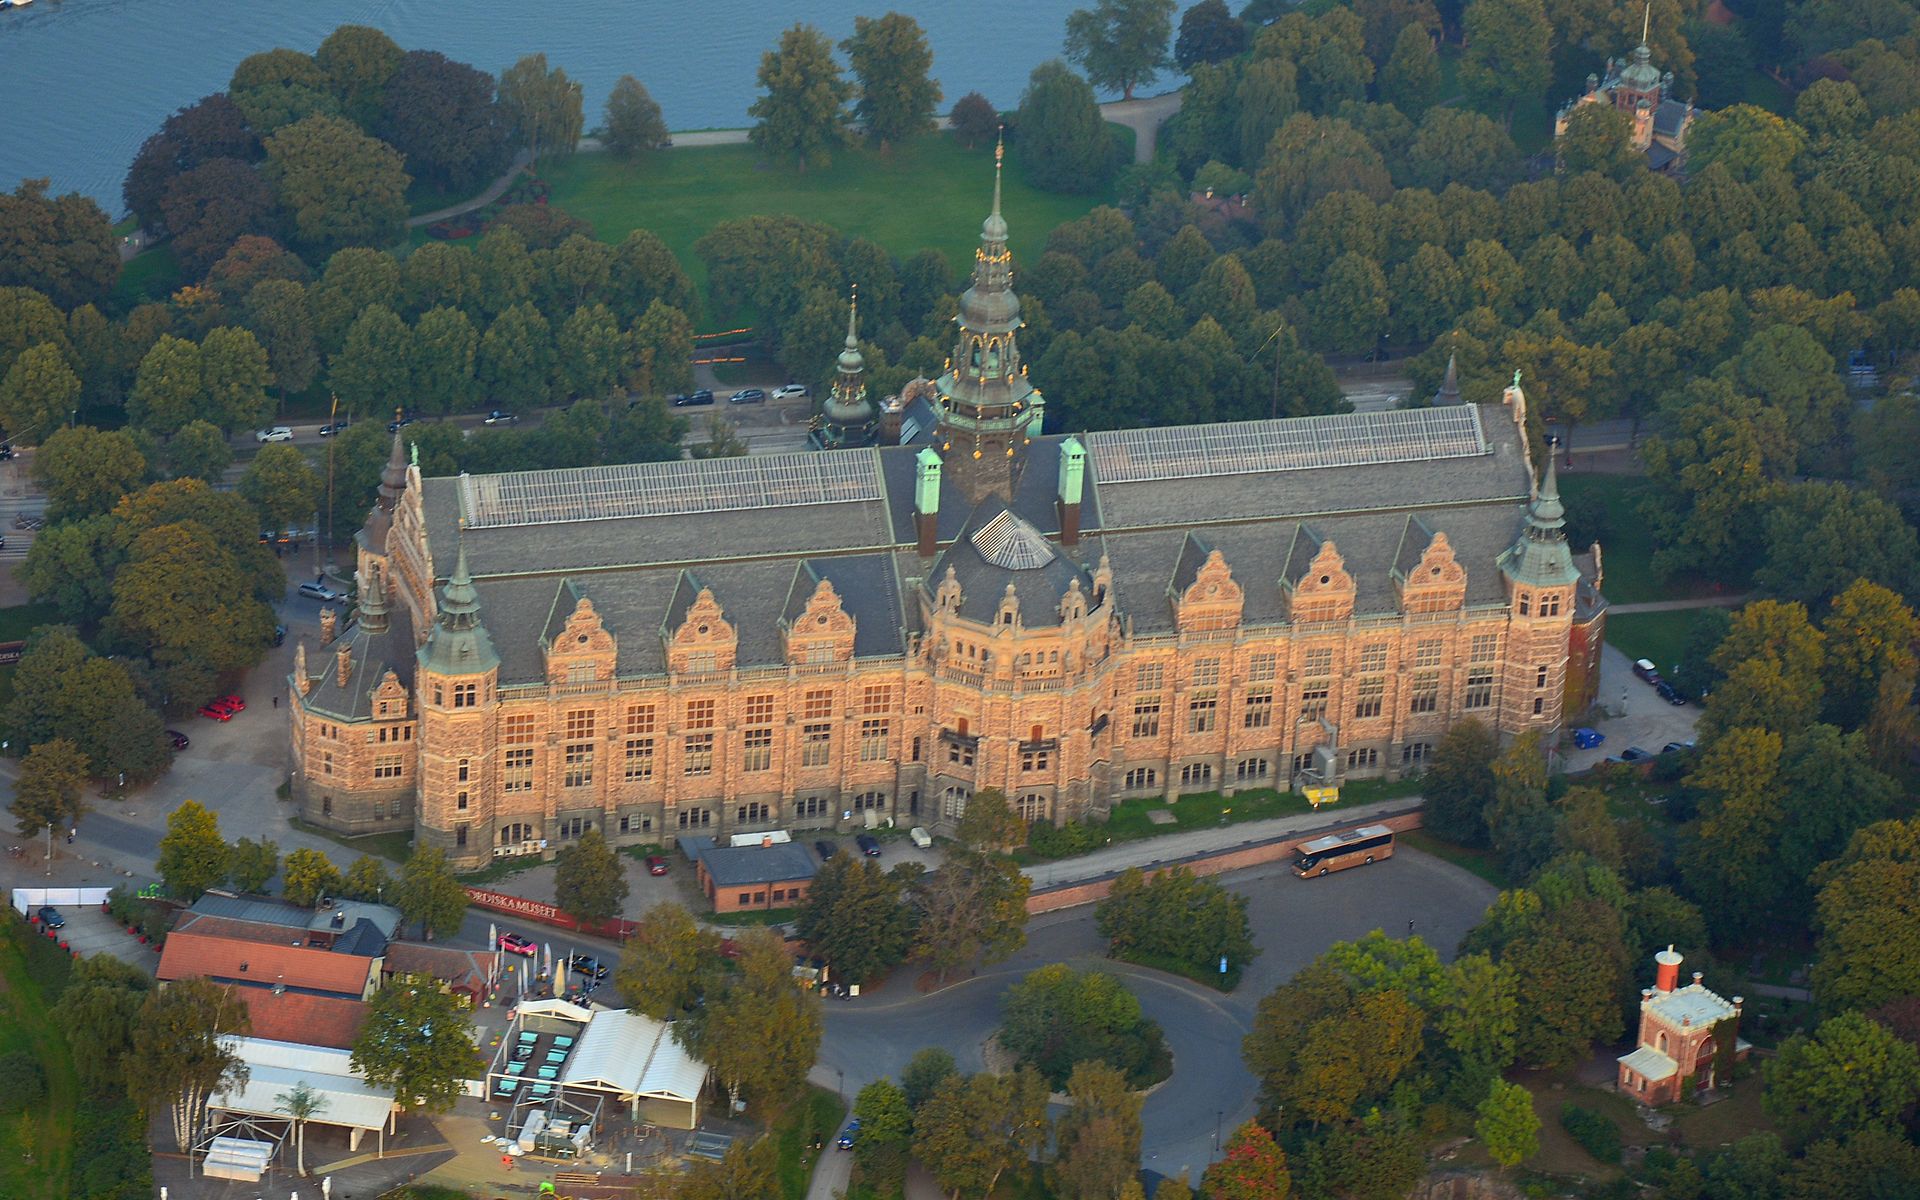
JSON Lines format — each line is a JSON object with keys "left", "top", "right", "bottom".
{"left": 272, "top": 696, "right": 278, "bottom": 709}
{"left": 1408, "top": 919, "right": 1415, "bottom": 935}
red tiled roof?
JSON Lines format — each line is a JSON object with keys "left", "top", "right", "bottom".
{"left": 157, "top": 931, "right": 376, "bottom": 998}
{"left": 230, "top": 987, "right": 368, "bottom": 1050}
{"left": 382, "top": 942, "right": 499, "bottom": 993}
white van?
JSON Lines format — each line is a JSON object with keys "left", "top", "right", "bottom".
{"left": 909, "top": 827, "right": 933, "bottom": 849}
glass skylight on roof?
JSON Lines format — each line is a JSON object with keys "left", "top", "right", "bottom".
{"left": 459, "top": 450, "right": 882, "bottom": 528}
{"left": 1085, "top": 406, "right": 1489, "bottom": 486}
{"left": 970, "top": 510, "right": 1055, "bottom": 570}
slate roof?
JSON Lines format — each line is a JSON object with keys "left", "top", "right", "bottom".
{"left": 297, "top": 602, "right": 416, "bottom": 721}
{"left": 697, "top": 841, "right": 820, "bottom": 888}
{"left": 1653, "top": 98, "right": 1690, "bottom": 138}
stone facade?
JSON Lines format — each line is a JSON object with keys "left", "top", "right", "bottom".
{"left": 1618, "top": 946, "right": 1751, "bottom": 1106}
{"left": 287, "top": 165, "right": 1605, "bottom": 871}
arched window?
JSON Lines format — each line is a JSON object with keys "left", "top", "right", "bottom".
{"left": 500, "top": 822, "right": 534, "bottom": 845}
{"left": 942, "top": 786, "right": 971, "bottom": 820}
{"left": 1017, "top": 793, "right": 1048, "bottom": 822}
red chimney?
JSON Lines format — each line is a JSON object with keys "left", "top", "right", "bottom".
{"left": 1655, "top": 945, "right": 1683, "bottom": 992}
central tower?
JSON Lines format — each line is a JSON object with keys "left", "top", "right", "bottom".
{"left": 934, "top": 136, "right": 1041, "bottom": 504}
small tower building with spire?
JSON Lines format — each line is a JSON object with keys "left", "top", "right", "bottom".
{"left": 810, "top": 290, "right": 880, "bottom": 450}
{"left": 1554, "top": 5, "right": 1696, "bottom": 171}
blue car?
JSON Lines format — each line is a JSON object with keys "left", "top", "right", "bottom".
{"left": 836, "top": 1119, "right": 861, "bottom": 1150}
{"left": 1572, "top": 727, "right": 1605, "bottom": 750}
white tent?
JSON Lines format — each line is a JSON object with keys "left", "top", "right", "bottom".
{"left": 560, "top": 1009, "right": 708, "bottom": 1129}
{"left": 209, "top": 1038, "right": 396, "bottom": 1153}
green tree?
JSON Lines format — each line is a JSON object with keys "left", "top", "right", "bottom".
{"left": 1405, "top": 107, "right": 1517, "bottom": 191}
{"left": 1175, "top": 0, "right": 1247, "bottom": 70}
{"left": 954, "top": 786, "right": 1024, "bottom": 853}
{"left": 795, "top": 855, "right": 915, "bottom": 985}
{"left": 262, "top": 114, "right": 411, "bottom": 256}
{"left": 10, "top": 737, "right": 90, "bottom": 840}
{"left": 0, "top": 179, "right": 119, "bottom": 311}
{"left": 239, "top": 442, "right": 321, "bottom": 536}
{"left": 1763, "top": 1011, "right": 1920, "bottom": 1150}
{"left": 1688, "top": 105, "right": 1807, "bottom": 182}
{"left": 0, "top": 341, "right": 80, "bottom": 447}
{"left": 58, "top": 954, "right": 151, "bottom": 1092}
{"left": 395, "top": 845, "right": 467, "bottom": 940}
{"left": 478, "top": 302, "right": 554, "bottom": 404}
{"left": 557, "top": 303, "right": 627, "bottom": 400}
{"left": 274, "top": 1078, "right": 328, "bottom": 1177}
{"left": 600, "top": 75, "right": 668, "bottom": 158}
{"left": 244, "top": 278, "right": 319, "bottom": 396}
{"left": 1559, "top": 104, "right": 1641, "bottom": 179}
{"left": 748, "top": 24, "right": 851, "bottom": 172}
{"left": 126, "top": 334, "right": 204, "bottom": 435}
{"left": 352, "top": 972, "right": 479, "bottom": 1111}
{"left": 128, "top": 978, "right": 251, "bottom": 1150}
{"left": 913, "top": 1068, "right": 1051, "bottom": 1200}
{"left": 310, "top": 247, "right": 400, "bottom": 355}
{"left": 2, "top": 626, "right": 167, "bottom": 779}
{"left": 679, "top": 1135, "right": 780, "bottom": 1200}
{"left": 1052, "top": 1060, "right": 1143, "bottom": 1200}
{"left": 844, "top": 13, "right": 942, "bottom": 151}
{"left": 281, "top": 846, "right": 344, "bottom": 907}
{"left": 902, "top": 1046, "right": 958, "bottom": 1111}
{"left": 410, "top": 305, "right": 479, "bottom": 414}
{"left": 1019, "top": 61, "right": 1116, "bottom": 194}
{"left": 197, "top": 326, "right": 274, "bottom": 433}
{"left": 1820, "top": 581, "right": 1919, "bottom": 731}
{"left": 1001, "top": 964, "right": 1170, "bottom": 1089}
{"left": 553, "top": 829, "right": 628, "bottom": 926}
{"left": 1096, "top": 864, "right": 1255, "bottom": 980}
{"left": 156, "top": 799, "right": 230, "bottom": 900}
{"left": 1758, "top": 485, "right": 1919, "bottom": 611}
{"left": 1381, "top": 23, "right": 1441, "bottom": 118}
{"left": 683, "top": 928, "right": 822, "bottom": 1113}
{"left": 1441, "top": 952, "right": 1520, "bottom": 1098}
{"left": 1253, "top": 114, "right": 1391, "bottom": 227}
{"left": 911, "top": 849, "right": 1031, "bottom": 982}
{"left": 32, "top": 425, "right": 146, "bottom": 522}
{"left": 1243, "top": 957, "right": 1425, "bottom": 1125}
{"left": 615, "top": 901, "right": 726, "bottom": 1018}
{"left": 498, "top": 53, "right": 584, "bottom": 165}
{"left": 1784, "top": 1127, "right": 1920, "bottom": 1200}
{"left": 338, "top": 853, "right": 392, "bottom": 902}
{"left": 1460, "top": 0, "right": 1551, "bottom": 128}
{"left": 688, "top": 413, "right": 747, "bottom": 459}
{"left": 1065, "top": 0, "right": 1177, "bottom": 99}
{"left": 1236, "top": 58, "right": 1299, "bottom": 173}
{"left": 330, "top": 305, "right": 413, "bottom": 416}
{"left": 108, "top": 524, "right": 278, "bottom": 698}
{"left": 1312, "top": 252, "right": 1389, "bottom": 354}
{"left": 1424, "top": 719, "right": 1499, "bottom": 846}
{"left": 315, "top": 24, "right": 402, "bottom": 123}
{"left": 1638, "top": 384, "right": 1795, "bottom": 582}
{"left": 852, "top": 1077, "right": 914, "bottom": 1189}
{"left": 1200, "top": 1120, "right": 1291, "bottom": 1200}
{"left": 1811, "top": 818, "right": 1920, "bottom": 1015}
{"left": 226, "top": 836, "right": 279, "bottom": 894}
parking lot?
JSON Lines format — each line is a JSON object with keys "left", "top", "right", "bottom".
{"left": 1561, "top": 643, "right": 1701, "bottom": 772}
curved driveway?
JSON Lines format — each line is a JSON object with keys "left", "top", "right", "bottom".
{"left": 815, "top": 847, "right": 1497, "bottom": 1183}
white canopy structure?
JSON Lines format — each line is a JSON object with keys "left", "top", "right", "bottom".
{"left": 560, "top": 1009, "right": 708, "bottom": 1129}
{"left": 209, "top": 1037, "right": 396, "bottom": 1152}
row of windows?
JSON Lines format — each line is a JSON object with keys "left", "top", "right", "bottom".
{"left": 1129, "top": 667, "right": 1514, "bottom": 736}
{"left": 1129, "top": 636, "right": 1506, "bottom": 691}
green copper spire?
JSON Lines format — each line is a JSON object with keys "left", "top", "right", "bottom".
{"left": 817, "top": 287, "right": 877, "bottom": 448}
{"left": 1498, "top": 452, "right": 1582, "bottom": 589}
{"left": 418, "top": 525, "right": 499, "bottom": 676}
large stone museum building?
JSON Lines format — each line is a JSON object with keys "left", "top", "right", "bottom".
{"left": 288, "top": 158, "right": 1607, "bottom": 869}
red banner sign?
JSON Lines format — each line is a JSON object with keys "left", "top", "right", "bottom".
{"left": 464, "top": 886, "right": 635, "bottom": 941}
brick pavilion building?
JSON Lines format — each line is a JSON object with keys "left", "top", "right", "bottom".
{"left": 287, "top": 153, "right": 1607, "bottom": 869}
{"left": 1618, "top": 945, "right": 1751, "bottom": 1105}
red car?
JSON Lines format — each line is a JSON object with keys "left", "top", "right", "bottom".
{"left": 645, "top": 855, "right": 669, "bottom": 876}
{"left": 210, "top": 694, "right": 246, "bottom": 713}
{"left": 497, "top": 932, "right": 536, "bottom": 956}
{"left": 198, "top": 705, "right": 233, "bottom": 721}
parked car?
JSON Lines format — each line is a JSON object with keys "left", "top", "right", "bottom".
{"left": 198, "top": 704, "right": 233, "bottom": 721}
{"left": 255, "top": 425, "right": 294, "bottom": 443}
{"left": 569, "top": 954, "right": 610, "bottom": 980}
{"left": 1632, "top": 658, "right": 1662, "bottom": 683}
{"left": 645, "top": 855, "right": 669, "bottom": 876}
{"left": 671, "top": 390, "right": 715, "bottom": 407}
{"left": 298, "top": 581, "right": 346, "bottom": 603}
{"left": 909, "top": 827, "right": 933, "bottom": 849}
{"left": 1620, "top": 746, "right": 1654, "bottom": 762}
{"left": 1662, "top": 741, "right": 1696, "bottom": 755}
{"left": 387, "top": 414, "right": 416, "bottom": 433}
{"left": 855, "top": 833, "right": 882, "bottom": 857}
{"left": 771, "top": 384, "right": 810, "bottom": 402}
{"left": 836, "top": 1119, "right": 861, "bottom": 1150}
{"left": 164, "top": 729, "right": 190, "bottom": 750}
{"left": 214, "top": 694, "right": 246, "bottom": 713}
{"left": 497, "top": 932, "right": 536, "bottom": 956}
{"left": 1572, "top": 727, "right": 1605, "bottom": 750}
{"left": 815, "top": 840, "right": 838, "bottom": 862}
{"left": 1655, "top": 680, "right": 1688, "bottom": 706}
{"left": 37, "top": 906, "right": 63, "bottom": 929}
{"left": 484, "top": 410, "right": 519, "bottom": 425}
{"left": 727, "top": 388, "right": 767, "bottom": 405}
{"left": 317, "top": 421, "right": 349, "bottom": 437}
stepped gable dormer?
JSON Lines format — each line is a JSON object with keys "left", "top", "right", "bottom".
{"left": 1170, "top": 533, "right": 1244, "bottom": 631}
{"left": 664, "top": 573, "right": 737, "bottom": 673}
{"left": 1393, "top": 517, "right": 1468, "bottom": 613}
{"left": 1280, "top": 525, "right": 1355, "bottom": 623}
{"left": 543, "top": 587, "right": 617, "bottom": 685}
{"left": 781, "top": 566, "right": 856, "bottom": 664}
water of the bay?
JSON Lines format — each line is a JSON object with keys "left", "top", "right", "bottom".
{"left": 0, "top": 0, "right": 1092, "bottom": 214}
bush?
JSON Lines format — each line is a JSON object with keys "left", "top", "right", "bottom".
{"left": 999, "top": 964, "right": 1171, "bottom": 1090}
{"left": 0, "top": 1052, "right": 46, "bottom": 1112}
{"left": 1026, "top": 819, "right": 1105, "bottom": 860}
{"left": 1560, "top": 1103, "right": 1623, "bottom": 1164}
{"left": 69, "top": 1097, "right": 153, "bottom": 1200}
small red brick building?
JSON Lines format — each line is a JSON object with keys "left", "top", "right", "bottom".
{"left": 689, "top": 836, "right": 819, "bottom": 914}
{"left": 1617, "top": 946, "right": 1750, "bottom": 1106}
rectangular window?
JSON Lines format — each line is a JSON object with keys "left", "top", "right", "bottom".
{"left": 678, "top": 807, "right": 711, "bottom": 829}
{"left": 1248, "top": 652, "right": 1278, "bottom": 682}
{"left": 625, "top": 704, "right": 656, "bottom": 735}
{"left": 1414, "top": 639, "right": 1443, "bottom": 669}
{"left": 503, "top": 714, "right": 537, "bottom": 744}
{"left": 796, "top": 795, "right": 829, "bottom": 818}
{"left": 1303, "top": 647, "right": 1333, "bottom": 677}
{"left": 624, "top": 737, "right": 655, "bottom": 782}
{"left": 1131, "top": 697, "right": 1162, "bottom": 739}
{"left": 862, "top": 685, "right": 893, "bottom": 714}
{"left": 455, "top": 824, "right": 467, "bottom": 847}
{"left": 1243, "top": 687, "right": 1273, "bottom": 729}
{"left": 1192, "top": 657, "right": 1221, "bottom": 688}
{"left": 946, "top": 737, "right": 975, "bottom": 768}
{"left": 457, "top": 758, "right": 470, "bottom": 783}
{"left": 684, "top": 651, "right": 717, "bottom": 673}
{"left": 1465, "top": 668, "right": 1494, "bottom": 709}
{"left": 859, "top": 718, "right": 889, "bottom": 762}
{"left": 1346, "top": 748, "right": 1379, "bottom": 769}
{"left": 1235, "top": 757, "right": 1268, "bottom": 782}
{"left": 1355, "top": 677, "right": 1385, "bottom": 719}
{"left": 1134, "top": 662, "right": 1164, "bottom": 691}
{"left": 321, "top": 751, "right": 333, "bottom": 776}
{"left": 1021, "top": 746, "right": 1050, "bottom": 772}
{"left": 1410, "top": 671, "right": 1440, "bottom": 714}
{"left": 564, "top": 742, "right": 594, "bottom": 788}
{"left": 1534, "top": 696, "right": 1545, "bottom": 715}
{"left": 564, "top": 709, "right": 595, "bottom": 740}
{"left": 1359, "top": 644, "right": 1389, "bottom": 674}
{"left": 1179, "top": 762, "right": 1212, "bottom": 786}
{"left": 557, "top": 816, "right": 588, "bottom": 840}
{"left": 373, "top": 755, "right": 403, "bottom": 779}
{"left": 1541, "top": 593, "right": 1561, "bottom": 617}
{"left": 742, "top": 727, "right": 773, "bottom": 773}
{"left": 803, "top": 690, "right": 834, "bottom": 720}
{"left": 686, "top": 698, "right": 716, "bottom": 730}
{"left": 503, "top": 748, "right": 535, "bottom": 792}
{"left": 1300, "top": 681, "right": 1330, "bottom": 721}
{"left": 1536, "top": 664, "right": 1550, "bottom": 689}
{"left": 801, "top": 723, "right": 832, "bottom": 767}
{"left": 1470, "top": 633, "right": 1499, "bottom": 662}
{"left": 453, "top": 683, "right": 476, "bottom": 708}
{"left": 456, "top": 791, "right": 469, "bottom": 811}
{"left": 1187, "top": 693, "right": 1218, "bottom": 733}
{"left": 737, "top": 801, "right": 767, "bottom": 824}
{"left": 684, "top": 733, "right": 714, "bottom": 776}
{"left": 1403, "top": 741, "right": 1431, "bottom": 765}
{"left": 1124, "top": 767, "right": 1158, "bottom": 790}
{"left": 744, "top": 694, "right": 775, "bottom": 725}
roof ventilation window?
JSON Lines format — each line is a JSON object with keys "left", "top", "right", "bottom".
{"left": 971, "top": 511, "right": 1056, "bottom": 570}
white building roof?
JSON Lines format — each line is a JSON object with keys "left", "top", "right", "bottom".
{"left": 560, "top": 1008, "right": 707, "bottom": 1102}
{"left": 1647, "top": 984, "right": 1739, "bottom": 1029}
{"left": 513, "top": 997, "right": 595, "bottom": 1023}
{"left": 211, "top": 1036, "right": 396, "bottom": 1131}
{"left": 1618, "top": 1046, "right": 1679, "bottom": 1081}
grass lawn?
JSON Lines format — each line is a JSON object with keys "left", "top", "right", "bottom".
{"left": 1398, "top": 828, "right": 1512, "bottom": 889}
{"left": 716, "top": 906, "right": 804, "bottom": 928}
{"left": 113, "top": 244, "right": 181, "bottom": 309}
{"left": 1665, "top": 1071, "right": 1771, "bottom": 1149}
{"left": 535, "top": 134, "right": 1115, "bottom": 319}
{"left": 774, "top": 1085, "right": 846, "bottom": 1200}
{"left": 288, "top": 817, "right": 413, "bottom": 864}
{"left": 1558, "top": 474, "right": 1751, "bottom": 605}
{"left": 1605, "top": 610, "right": 1695, "bottom": 678}
{"left": 0, "top": 917, "right": 79, "bottom": 1200}
{"left": 0, "top": 602, "right": 60, "bottom": 642}
{"left": 1733, "top": 67, "right": 1793, "bottom": 114}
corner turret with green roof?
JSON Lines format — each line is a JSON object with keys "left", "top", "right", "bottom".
{"left": 418, "top": 534, "right": 499, "bottom": 676}
{"left": 810, "top": 289, "right": 879, "bottom": 449}
{"left": 1498, "top": 453, "right": 1583, "bottom": 589}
